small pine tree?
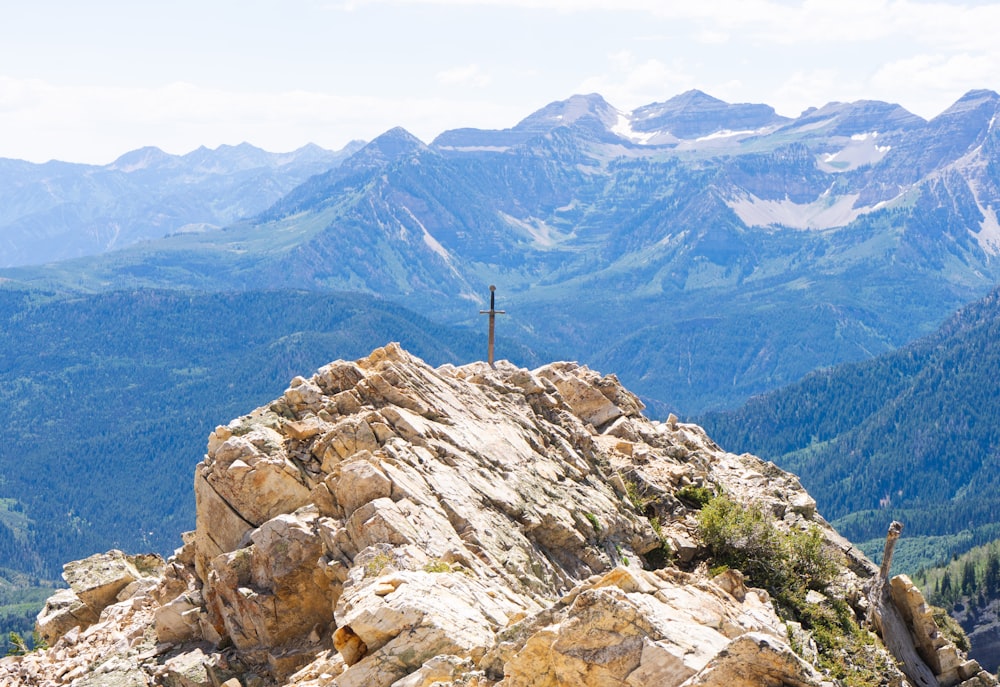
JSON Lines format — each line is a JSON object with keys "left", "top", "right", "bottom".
{"left": 5, "top": 632, "right": 28, "bottom": 657}
{"left": 985, "top": 551, "right": 1000, "bottom": 598}
{"left": 962, "top": 559, "right": 977, "bottom": 596}
{"left": 941, "top": 570, "right": 953, "bottom": 599}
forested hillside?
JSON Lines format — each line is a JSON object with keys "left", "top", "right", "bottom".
{"left": 698, "top": 286, "right": 1000, "bottom": 571}
{"left": 913, "top": 540, "right": 1000, "bottom": 673}
{"left": 0, "top": 287, "right": 535, "bottom": 579}
{"left": 0, "top": 568, "right": 56, "bottom": 656}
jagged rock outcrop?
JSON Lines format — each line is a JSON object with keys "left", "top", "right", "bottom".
{"left": 2, "top": 344, "right": 992, "bottom": 686}
{"left": 889, "top": 576, "right": 992, "bottom": 686}
{"left": 34, "top": 550, "right": 164, "bottom": 647}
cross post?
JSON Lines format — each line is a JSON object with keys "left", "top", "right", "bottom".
{"left": 479, "top": 285, "right": 506, "bottom": 368}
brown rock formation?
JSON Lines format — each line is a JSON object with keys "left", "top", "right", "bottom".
{"left": 2, "top": 344, "right": 990, "bottom": 687}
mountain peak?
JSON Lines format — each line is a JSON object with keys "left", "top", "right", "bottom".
{"left": 780, "top": 99, "right": 925, "bottom": 136}
{"left": 180, "top": 141, "right": 275, "bottom": 171}
{"left": 955, "top": 89, "right": 1000, "bottom": 105}
{"left": 912, "top": 88, "right": 1000, "bottom": 167}
{"left": 514, "top": 93, "right": 618, "bottom": 131}
{"left": 15, "top": 343, "right": 981, "bottom": 687}
{"left": 355, "top": 126, "right": 427, "bottom": 163}
{"left": 934, "top": 89, "right": 1000, "bottom": 120}
{"left": 630, "top": 91, "right": 788, "bottom": 138}
{"left": 663, "top": 89, "right": 728, "bottom": 108}
{"left": 433, "top": 94, "right": 619, "bottom": 149}
{"left": 107, "top": 146, "right": 173, "bottom": 172}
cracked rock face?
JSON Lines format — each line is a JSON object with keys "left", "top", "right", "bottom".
{"left": 4, "top": 343, "right": 982, "bottom": 687}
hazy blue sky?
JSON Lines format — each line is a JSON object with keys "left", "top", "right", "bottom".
{"left": 1, "top": 0, "right": 997, "bottom": 163}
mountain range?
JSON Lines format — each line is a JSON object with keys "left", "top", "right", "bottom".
{"left": 6, "top": 89, "right": 1000, "bottom": 416}
{"left": 4, "top": 87, "right": 1000, "bottom": 580}
{"left": 0, "top": 140, "right": 363, "bottom": 268}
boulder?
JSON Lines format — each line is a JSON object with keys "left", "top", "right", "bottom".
{"left": 332, "top": 457, "right": 393, "bottom": 517}
{"left": 890, "top": 574, "right": 985, "bottom": 687}
{"left": 154, "top": 590, "right": 204, "bottom": 644}
{"left": 162, "top": 646, "right": 235, "bottom": 687}
{"left": 535, "top": 362, "right": 627, "bottom": 428}
{"left": 496, "top": 567, "right": 792, "bottom": 687}
{"left": 63, "top": 550, "right": 140, "bottom": 613}
{"left": 202, "top": 426, "right": 313, "bottom": 527}
{"left": 35, "top": 588, "right": 99, "bottom": 646}
{"left": 37, "top": 550, "right": 144, "bottom": 645}
{"left": 205, "top": 508, "right": 335, "bottom": 652}
{"left": 680, "top": 632, "right": 827, "bottom": 687}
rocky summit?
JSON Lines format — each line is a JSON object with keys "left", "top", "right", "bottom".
{"left": 2, "top": 344, "right": 994, "bottom": 686}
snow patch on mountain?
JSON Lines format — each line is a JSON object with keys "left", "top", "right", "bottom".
{"left": 421, "top": 226, "right": 450, "bottom": 261}
{"left": 611, "top": 114, "right": 655, "bottom": 144}
{"left": 611, "top": 113, "right": 677, "bottom": 145}
{"left": 729, "top": 191, "right": 873, "bottom": 230}
{"left": 695, "top": 129, "right": 759, "bottom": 142}
{"left": 611, "top": 114, "right": 774, "bottom": 148}
{"left": 818, "top": 132, "right": 891, "bottom": 172}
{"left": 401, "top": 206, "right": 457, "bottom": 271}
{"left": 974, "top": 206, "right": 1000, "bottom": 255}
{"left": 970, "top": 184, "right": 1000, "bottom": 256}
{"left": 501, "top": 212, "right": 572, "bottom": 248}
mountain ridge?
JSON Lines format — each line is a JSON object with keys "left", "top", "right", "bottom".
{"left": 0, "top": 140, "right": 365, "bottom": 268}
{"left": 3, "top": 343, "right": 989, "bottom": 687}
{"left": 6, "top": 89, "right": 1000, "bottom": 415}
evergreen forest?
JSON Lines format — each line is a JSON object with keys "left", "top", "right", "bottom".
{"left": 699, "top": 286, "right": 1000, "bottom": 572}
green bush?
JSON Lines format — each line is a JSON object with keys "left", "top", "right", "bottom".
{"left": 697, "top": 495, "right": 891, "bottom": 687}
{"left": 676, "top": 484, "right": 714, "bottom": 508}
{"left": 697, "top": 495, "right": 836, "bottom": 596}
{"left": 422, "top": 559, "right": 452, "bottom": 573}
{"left": 932, "top": 606, "right": 970, "bottom": 652}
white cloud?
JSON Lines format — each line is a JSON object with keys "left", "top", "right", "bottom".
{"left": 770, "top": 69, "right": 865, "bottom": 117}
{"left": 348, "top": 0, "right": 1000, "bottom": 50}
{"left": 695, "top": 30, "right": 730, "bottom": 45}
{"left": 870, "top": 52, "right": 1000, "bottom": 118}
{"left": 0, "top": 76, "right": 47, "bottom": 113}
{"left": 0, "top": 76, "right": 521, "bottom": 164}
{"left": 3, "top": 1, "right": 1000, "bottom": 162}
{"left": 436, "top": 64, "right": 492, "bottom": 88}
{"left": 577, "top": 51, "right": 696, "bottom": 110}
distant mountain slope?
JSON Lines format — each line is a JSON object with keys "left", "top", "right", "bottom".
{"left": 0, "top": 287, "right": 537, "bottom": 577}
{"left": 698, "top": 285, "right": 1000, "bottom": 570}
{"left": 630, "top": 89, "right": 789, "bottom": 139}
{"left": 0, "top": 141, "right": 364, "bottom": 268}
{"left": 6, "top": 90, "right": 1000, "bottom": 415}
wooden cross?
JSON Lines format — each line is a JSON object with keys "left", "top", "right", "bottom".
{"left": 479, "top": 285, "right": 505, "bottom": 368}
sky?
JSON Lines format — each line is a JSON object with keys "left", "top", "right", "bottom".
{"left": 1, "top": 0, "right": 998, "bottom": 164}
